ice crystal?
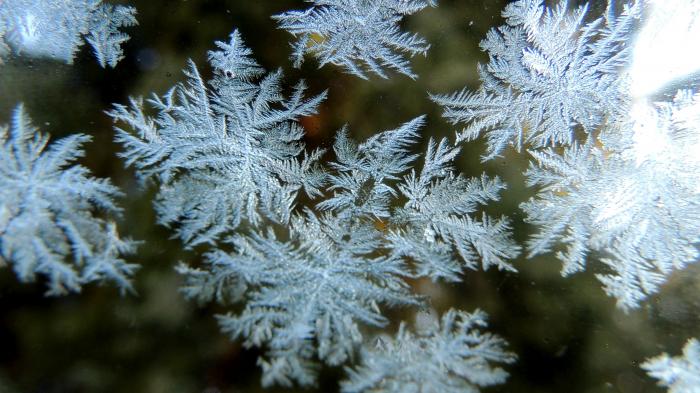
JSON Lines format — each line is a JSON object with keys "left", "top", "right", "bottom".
{"left": 342, "top": 309, "right": 515, "bottom": 393}
{"left": 109, "top": 30, "right": 327, "bottom": 247}
{"left": 643, "top": 338, "right": 700, "bottom": 393}
{"left": 177, "top": 117, "right": 519, "bottom": 386}
{"left": 431, "top": 0, "right": 640, "bottom": 159}
{"left": 0, "top": 0, "right": 137, "bottom": 67}
{"left": 521, "top": 90, "right": 700, "bottom": 310}
{"left": 274, "top": 0, "right": 437, "bottom": 79}
{"left": 0, "top": 105, "right": 138, "bottom": 295}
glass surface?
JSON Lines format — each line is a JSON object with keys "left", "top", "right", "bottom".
{"left": 0, "top": 1, "right": 698, "bottom": 392}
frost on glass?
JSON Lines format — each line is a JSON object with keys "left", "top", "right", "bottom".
{"left": 0, "top": 17, "right": 9, "bottom": 63}
{"left": 342, "top": 309, "right": 515, "bottom": 393}
{"left": 0, "top": 105, "right": 138, "bottom": 295}
{"left": 273, "top": 0, "right": 437, "bottom": 79}
{"left": 312, "top": 117, "right": 518, "bottom": 279}
{"left": 109, "top": 30, "right": 327, "bottom": 247}
{"left": 430, "top": 0, "right": 640, "bottom": 159}
{"left": 389, "top": 138, "right": 520, "bottom": 280}
{"left": 522, "top": 91, "right": 700, "bottom": 310}
{"left": 0, "top": 0, "right": 137, "bottom": 67}
{"left": 432, "top": 0, "right": 699, "bottom": 311}
{"left": 176, "top": 117, "right": 519, "bottom": 387}
{"left": 643, "top": 338, "right": 700, "bottom": 393}
{"left": 178, "top": 210, "right": 419, "bottom": 388}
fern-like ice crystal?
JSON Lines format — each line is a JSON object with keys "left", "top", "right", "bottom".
{"left": 178, "top": 210, "right": 418, "bottom": 387}
{"left": 0, "top": 105, "right": 138, "bottom": 295}
{"left": 0, "top": 0, "right": 137, "bottom": 67}
{"left": 432, "top": 0, "right": 698, "bottom": 311}
{"left": 177, "top": 118, "right": 427, "bottom": 387}
{"left": 274, "top": 0, "right": 437, "bottom": 79}
{"left": 643, "top": 338, "right": 700, "bottom": 393}
{"left": 431, "top": 0, "right": 640, "bottom": 159}
{"left": 342, "top": 309, "right": 515, "bottom": 393}
{"left": 177, "top": 117, "right": 519, "bottom": 386}
{"left": 390, "top": 138, "right": 520, "bottom": 280}
{"left": 109, "top": 30, "right": 327, "bottom": 247}
{"left": 521, "top": 90, "right": 700, "bottom": 310}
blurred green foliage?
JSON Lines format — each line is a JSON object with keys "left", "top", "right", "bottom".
{"left": 0, "top": 1, "right": 698, "bottom": 392}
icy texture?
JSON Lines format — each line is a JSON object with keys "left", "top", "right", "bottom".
{"left": 0, "top": 0, "right": 137, "bottom": 67}
{"left": 274, "top": 0, "right": 436, "bottom": 79}
{"left": 643, "top": 338, "right": 700, "bottom": 393}
{"left": 431, "top": 0, "right": 639, "bottom": 159}
{"left": 0, "top": 105, "right": 138, "bottom": 295}
{"left": 521, "top": 91, "right": 700, "bottom": 310}
{"left": 432, "top": 0, "right": 699, "bottom": 310}
{"left": 177, "top": 117, "right": 519, "bottom": 386}
{"left": 389, "top": 138, "right": 520, "bottom": 280}
{"left": 109, "top": 30, "right": 327, "bottom": 247}
{"left": 342, "top": 309, "right": 515, "bottom": 393}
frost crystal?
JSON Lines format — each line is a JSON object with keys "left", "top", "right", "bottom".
{"left": 177, "top": 118, "right": 519, "bottom": 386}
{"left": 521, "top": 90, "right": 700, "bottom": 311}
{"left": 109, "top": 30, "right": 327, "bottom": 247}
{"left": 274, "top": 0, "right": 437, "bottom": 79}
{"left": 0, "top": 105, "right": 138, "bottom": 295}
{"left": 342, "top": 309, "right": 515, "bottom": 393}
{"left": 432, "top": 0, "right": 698, "bottom": 311}
{"left": 316, "top": 118, "right": 519, "bottom": 279}
{"left": 643, "top": 338, "right": 700, "bottom": 393}
{"left": 431, "top": 0, "right": 640, "bottom": 159}
{"left": 0, "top": 18, "right": 9, "bottom": 63}
{"left": 178, "top": 210, "right": 418, "bottom": 387}
{"left": 390, "top": 138, "right": 520, "bottom": 280}
{"left": 0, "top": 0, "right": 137, "bottom": 67}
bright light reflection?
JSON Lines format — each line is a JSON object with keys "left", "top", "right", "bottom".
{"left": 629, "top": 0, "right": 700, "bottom": 99}
{"left": 628, "top": 0, "right": 700, "bottom": 167}
{"left": 629, "top": 100, "right": 667, "bottom": 165}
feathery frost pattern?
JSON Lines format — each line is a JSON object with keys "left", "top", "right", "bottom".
{"left": 318, "top": 119, "right": 519, "bottom": 278}
{"left": 0, "top": 17, "right": 8, "bottom": 63}
{"left": 109, "top": 30, "right": 327, "bottom": 247}
{"left": 177, "top": 117, "right": 518, "bottom": 386}
{"left": 342, "top": 309, "right": 515, "bottom": 393}
{"left": 431, "top": 0, "right": 640, "bottom": 159}
{"left": 643, "top": 338, "right": 700, "bottom": 393}
{"left": 522, "top": 91, "right": 700, "bottom": 310}
{"left": 390, "top": 138, "right": 520, "bottom": 280}
{"left": 4, "top": 0, "right": 700, "bottom": 391}
{"left": 0, "top": 105, "right": 138, "bottom": 295}
{"left": 434, "top": 0, "right": 699, "bottom": 311}
{"left": 274, "top": 0, "right": 436, "bottom": 79}
{"left": 178, "top": 210, "right": 419, "bottom": 387}
{"left": 0, "top": 0, "right": 137, "bottom": 67}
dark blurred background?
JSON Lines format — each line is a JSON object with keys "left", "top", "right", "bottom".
{"left": 0, "top": 1, "right": 698, "bottom": 392}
